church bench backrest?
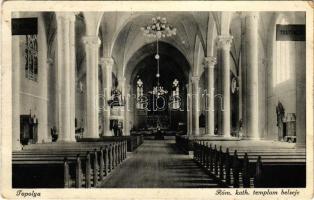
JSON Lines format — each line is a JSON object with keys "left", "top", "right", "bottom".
{"left": 193, "top": 141, "right": 306, "bottom": 188}
{"left": 13, "top": 140, "right": 126, "bottom": 188}
{"left": 12, "top": 154, "right": 85, "bottom": 188}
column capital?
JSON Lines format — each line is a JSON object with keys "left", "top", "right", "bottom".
{"left": 82, "top": 35, "right": 101, "bottom": 46}
{"left": 191, "top": 76, "right": 200, "bottom": 83}
{"left": 99, "top": 57, "right": 114, "bottom": 68}
{"left": 46, "top": 58, "right": 54, "bottom": 65}
{"left": 245, "top": 12, "right": 260, "bottom": 19}
{"left": 56, "top": 12, "right": 76, "bottom": 22}
{"left": 126, "top": 84, "right": 131, "bottom": 91}
{"left": 203, "top": 56, "right": 217, "bottom": 69}
{"left": 118, "top": 77, "right": 126, "bottom": 83}
{"left": 216, "top": 35, "right": 233, "bottom": 50}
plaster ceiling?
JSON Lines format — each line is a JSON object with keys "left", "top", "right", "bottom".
{"left": 99, "top": 12, "right": 208, "bottom": 76}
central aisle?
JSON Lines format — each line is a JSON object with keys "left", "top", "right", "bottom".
{"left": 101, "top": 140, "right": 220, "bottom": 188}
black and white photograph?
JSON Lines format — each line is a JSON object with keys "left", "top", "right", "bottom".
{"left": 1, "top": 1, "right": 313, "bottom": 199}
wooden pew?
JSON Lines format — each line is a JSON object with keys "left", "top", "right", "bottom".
{"left": 13, "top": 152, "right": 90, "bottom": 188}
{"left": 192, "top": 141, "right": 306, "bottom": 188}
{"left": 12, "top": 141, "right": 127, "bottom": 188}
{"left": 78, "top": 136, "right": 141, "bottom": 152}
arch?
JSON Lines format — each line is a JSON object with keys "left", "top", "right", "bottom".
{"left": 107, "top": 12, "right": 206, "bottom": 75}
{"left": 198, "top": 71, "right": 207, "bottom": 112}
{"left": 109, "top": 12, "right": 206, "bottom": 57}
{"left": 206, "top": 14, "right": 218, "bottom": 56}
{"left": 193, "top": 35, "right": 205, "bottom": 76}
{"left": 221, "top": 12, "right": 233, "bottom": 35}
{"left": 42, "top": 12, "right": 57, "bottom": 61}
{"left": 75, "top": 12, "right": 87, "bottom": 73}
{"left": 124, "top": 41, "right": 191, "bottom": 84}
{"left": 229, "top": 13, "right": 242, "bottom": 76}
{"left": 125, "top": 41, "right": 190, "bottom": 131}
{"left": 82, "top": 12, "right": 103, "bottom": 36}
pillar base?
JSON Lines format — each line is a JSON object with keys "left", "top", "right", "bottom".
{"left": 186, "top": 134, "right": 240, "bottom": 141}
{"left": 243, "top": 137, "right": 261, "bottom": 141}
{"left": 102, "top": 130, "right": 113, "bottom": 137}
{"left": 56, "top": 139, "right": 76, "bottom": 143}
{"left": 192, "top": 130, "right": 200, "bottom": 136}
{"left": 203, "top": 134, "right": 216, "bottom": 137}
{"left": 124, "top": 132, "right": 130, "bottom": 136}
{"left": 13, "top": 143, "right": 23, "bottom": 151}
{"left": 222, "top": 134, "right": 232, "bottom": 138}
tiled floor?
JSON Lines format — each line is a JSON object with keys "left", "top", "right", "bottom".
{"left": 101, "top": 140, "right": 220, "bottom": 188}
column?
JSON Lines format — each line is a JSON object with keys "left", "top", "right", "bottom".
{"left": 217, "top": 35, "right": 233, "bottom": 137}
{"left": 204, "top": 56, "right": 217, "bottom": 136}
{"left": 186, "top": 83, "right": 190, "bottom": 135}
{"left": 12, "top": 12, "right": 21, "bottom": 149}
{"left": 69, "top": 15, "right": 76, "bottom": 141}
{"left": 246, "top": 12, "right": 259, "bottom": 139}
{"left": 124, "top": 84, "right": 131, "bottom": 136}
{"left": 100, "top": 57, "right": 114, "bottom": 136}
{"left": 56, "top": 13, "right": 76, "bottom": 142}
{"left": 38, "top": 58, "right": 49, "bottom": 143}
{"left": 83, "top": 36, "right": 101, "bottom": 138}
{"left": 296, "top": 39, "right": 306, "bottom": 146}
{"left": 118, "top": 77, "right": 126, "bottom": 106}
{"left": 191, "top": 76, "right": 200, "bottom": 136}
{"left": 118, "top": 77, "right": 126, "bottom": 135}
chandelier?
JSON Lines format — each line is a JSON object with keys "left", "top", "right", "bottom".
{"left": 140, "top": 17, "right": 177, "bottom": 39}
{"left": 141, "top": 16, "right": 177, "bottom": 97}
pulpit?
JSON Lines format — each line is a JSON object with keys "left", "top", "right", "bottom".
{"left": 284, "top": 113, "right": 296, "bottom": 143}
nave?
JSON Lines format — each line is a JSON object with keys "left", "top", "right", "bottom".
{"left": 10, "top": 11, "right": 307, "bottom": 189}
{"left": 12, "top": 136, "right": 306, "bottom": 188}
{"left": 101, "top": 140, "right": 219, "bottom": 188}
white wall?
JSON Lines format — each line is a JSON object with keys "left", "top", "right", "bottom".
{"left": 15, "top": 12, "right": 50, "bottom": 147}
{"left": 265, "top": 12, "right": 305, "bottom": 143}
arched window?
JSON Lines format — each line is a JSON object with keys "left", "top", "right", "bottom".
{"left": 273, "top": 17, "right": 292, "bottom": 86}
{"left": 171, "top": 79, "right": 180, "bottom": 109}
{"left": 136, "top": 79, "right": 144, "bottom": 109}
{"left": 25, "top": 35, "right": 38, "bottom": 81}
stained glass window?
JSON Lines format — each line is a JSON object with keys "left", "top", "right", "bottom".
{"left": 136, "top": 79, "right": 144, "bottom": 109}
{"left": 171, "top": 79, "right": 180, "bottom": 109}
{"left": 25, "top": 35, "right": 38, "bottom": 81}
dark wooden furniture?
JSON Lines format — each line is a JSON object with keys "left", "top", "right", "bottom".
{"left": 20, "top": 115, "right": 37, "bottom": 145}
{"left": 191, "top": 141, "right": 306, "bottom": 188}
{"left": 78, "top": 135, "right": 143, "bottom": 152}
{"left": 12, "top": 141, "right": 127, "bottom": 188}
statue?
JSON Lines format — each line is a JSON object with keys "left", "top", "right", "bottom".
{"left": 30, "top": 114, "right": 38, "bottom": 143}
{"left": 276, "top": 101, "right": 285, "bottom": 141}
{"left": 109, "top": 88, "right": 122, "bottom": 107}
{"left": 118, "top": 121, "right": 123, "bottom": 136}
{"left": 199, "top": 113, "right": 206, "bottom": 128}
{"left": 51, "top": 126, "right": 58, "bottom": 142}
{"left": 238, "top": 119, "right": 243, "bottom": 138}
{"left": 214, "top": 124, "right": 218, "bottom": 135}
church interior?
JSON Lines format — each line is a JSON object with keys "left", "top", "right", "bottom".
{"left": 11, "top": 11, "right": 306, "bottom": 188}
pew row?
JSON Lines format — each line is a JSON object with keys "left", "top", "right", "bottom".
{"left": 78, "top": 135, "right": 144, "bottom": 152}
{"left": 12, "top": 141, "right": 127, "bottom": 188}
{"left": 192, "top": 141, "right": 306, "bottom": 188}
{"left": 175, "top": 136, "right": 306, "bottom": 188}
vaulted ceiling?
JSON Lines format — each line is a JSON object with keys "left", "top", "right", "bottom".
{"left": 41, "top": 11, "right": 295, "bottom": 83}
{"left": 98, "top": 12, "right": 209, "bottom": 78}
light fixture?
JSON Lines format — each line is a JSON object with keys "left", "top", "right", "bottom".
{"left": 140, "top": 16, "right": 177, "bottom": 39}
{"left": 141, "top": 16, "right": 176, "bottom": 97}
